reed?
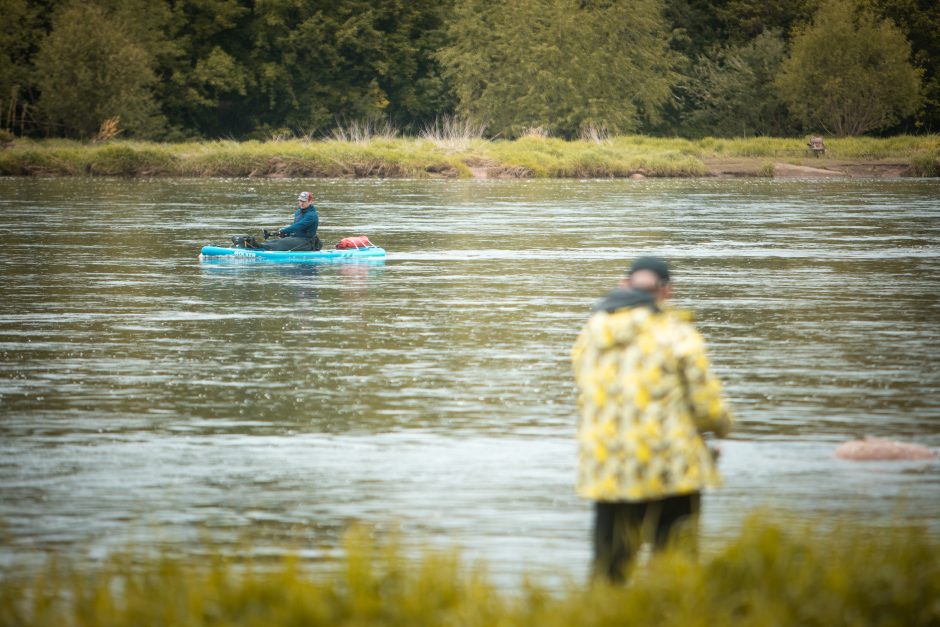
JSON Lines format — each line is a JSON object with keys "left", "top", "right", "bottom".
{"left": 92, "top": 116, "right": 122, "bottom": 143}
{"left": 329, "top": 118, "right": 400, "bottom": 143}
{"left": 419, "top": 115, "right": 488, "bottom": 153}
{"left": 579, "top": 124, "right": 611, "bottom": 144}
{"left": 1, "top": 513, "right": 936, "bottom": 627}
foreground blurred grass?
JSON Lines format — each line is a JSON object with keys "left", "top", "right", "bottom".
{"left": 2, "top": 514, "right": 937, "bottom": 627}
{"left": 0, "top": 135, "right": 937, "bottom": 178}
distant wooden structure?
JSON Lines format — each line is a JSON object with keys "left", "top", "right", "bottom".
{"left": 807, "top": 136, "right": 826, "bottom": 157}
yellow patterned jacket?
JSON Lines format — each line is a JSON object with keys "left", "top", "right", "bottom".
{"left": 572, "top": 293, "right": 733, "bottom": 502}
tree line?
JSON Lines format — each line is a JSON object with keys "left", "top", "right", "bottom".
{"left": 1, "top": 0, "right": 936, "bottom": 140}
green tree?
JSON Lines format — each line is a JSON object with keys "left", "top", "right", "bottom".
{"left": 775, "top": 0, "right": 922, "bottom": 136}
{"left": 247, "top": 0, "right": 453, "bottom": 137}
{"left": 16, "top": 0, "right": 456, "bottom": 139}
{"left": 440, "top": 0, "right": 680, "bottom": 138}
{"left": 683, "top": 30, "right": 794, "bottom": 136}
{"left": 84, "top": 0, "right": 247, "bottom": 138}
{"left": 0, "top": 0, "right": 31, "bottom": 131}
{"left": 657, "top": 0, "right": 814, "bottom": 137}
{"left": 157, "top": 0, "right": 251, "bottom": 137}
{"left": 715, "top": 0, "right": 817, "bottom": 45}
{"left": 662, "top": 0, "right": 816, "bottom": 59}
{"left": 33, "top": 1, "right": 164, "bottom": 137}
{"left": 0, "top": 0, "right": 54, "bottom": 134}
{"left": 662, "top": 0, "right": 725, "bottom": 58}
{"left": 869, "top": 0, "right": 940, "bottom": 131}
{"left": 372, "top": 0, "right": 455, "bottom": 130}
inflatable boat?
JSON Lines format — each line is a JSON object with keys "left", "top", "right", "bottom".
{"left": 199, "top": 244, "right": 386, "bottom": 262}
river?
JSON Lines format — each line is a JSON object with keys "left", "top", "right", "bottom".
{"left": 0, "top": 177, "right": 938, "bottom": 582}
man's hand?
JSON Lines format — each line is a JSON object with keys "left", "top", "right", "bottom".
{"left": 709, "top": 445, "right": 722, "bottom": 462}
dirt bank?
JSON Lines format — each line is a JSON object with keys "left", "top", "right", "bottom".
{"left": 705, "top": 157, "right": 913, "bottom": 178}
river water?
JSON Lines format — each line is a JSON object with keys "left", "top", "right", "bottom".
{"left": 1, "top": 177, "right": 938, "bottom": 582}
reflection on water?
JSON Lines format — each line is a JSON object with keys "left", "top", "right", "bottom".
{"left": 0, "top": 177, "right": 938, "bottom": 581}
{"left": 199, "top": 258, "right": 386, "bottom": 303}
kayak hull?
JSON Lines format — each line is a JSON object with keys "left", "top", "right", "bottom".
{"left": 200, "top": 245, "right": 386, "bottom": 262}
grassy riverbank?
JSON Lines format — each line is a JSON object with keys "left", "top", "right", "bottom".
{"left": 2, "top": 514, "right": 937, "bottom": 626}
{"left": 1, "top": 135, "right": 938, "bottom": 179}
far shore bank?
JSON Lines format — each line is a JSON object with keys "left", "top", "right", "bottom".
{"left": 1, "top": 135, "right": 937, "bottom": 179}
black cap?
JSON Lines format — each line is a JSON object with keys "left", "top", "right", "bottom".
{"left": 627, "top": 256, "right": 670, "bottom": 283}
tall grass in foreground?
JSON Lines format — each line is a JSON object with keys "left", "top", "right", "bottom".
{"left": 2, "top": 514, "right": 937, "bottom": 627}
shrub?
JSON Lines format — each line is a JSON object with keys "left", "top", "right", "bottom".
{"left": 909, "top": 153, "right": 940, "bottom": 177}
{"left": 757, "top": 162, "right": 775, "bottom": 177}
{"left": 87, "top": 144, "right": 176, "bottom": 176}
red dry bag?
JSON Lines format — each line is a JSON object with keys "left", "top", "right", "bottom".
{"left": 336, "top": 236, "right": 374, "bottom": 249}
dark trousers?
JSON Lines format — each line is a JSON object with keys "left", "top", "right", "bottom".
{"left": 592, "top": 492, "right": 701, "bottom": 583}
{"left": 261, "top": 236, "right": 319, "bottom": 251}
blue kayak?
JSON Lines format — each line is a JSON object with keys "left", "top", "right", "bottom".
{"left": 200, "top": 245, "right": 386, "bottom": 262}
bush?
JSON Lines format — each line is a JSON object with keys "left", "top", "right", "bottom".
{"left": 910, "top": 153, "right": 940, "bottom": 177}
{"left": 87, "top": 144, "right": 177, "bottom": 176}
{"left": 757, "top": 162, "right": 775, "bottom": 177}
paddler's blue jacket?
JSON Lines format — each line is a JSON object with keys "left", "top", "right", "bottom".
{"left": 280, "top": 205, "right": 318, "bottom": 239}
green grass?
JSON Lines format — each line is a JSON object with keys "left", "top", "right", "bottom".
{"left": 0, "top": 135, "right": 937, "bottom": 178}
{"left": 756, "top": 162, "right": 775, "bottom": 177}
{"left": 1, "top": 513, "right": 937, "bottom": 627}
{"left": 485, "top": 136, "right": 708, "bottom": 177}
{"left": 822, "top": 135, "right": 940, "bottom": 159}
{"left": 695, "top": 134, "right": 940, "bottom": 160}
{"left": 910, "top": 152, "right": 940, "bottom": 177}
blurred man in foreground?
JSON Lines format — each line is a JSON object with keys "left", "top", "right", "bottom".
{"left": 572, "top": 256, "right": 733, "bottom": 582}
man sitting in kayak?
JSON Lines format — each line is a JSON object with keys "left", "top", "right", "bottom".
{"left": 262, "top": 191, "right": 321, "bottom": 251}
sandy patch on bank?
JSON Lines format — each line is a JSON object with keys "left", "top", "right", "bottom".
{"left": 772, "top": 162, "right": 845, "bottom": 177}
{"left": 705, "top": 157, "right": 911, "bottom": 178}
